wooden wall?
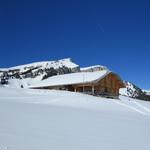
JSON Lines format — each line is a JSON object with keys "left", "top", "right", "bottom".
{"left": 71, "top": 73, "right": 124, "bottom": 96}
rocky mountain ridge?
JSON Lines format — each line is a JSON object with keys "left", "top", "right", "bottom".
{"left": 0, "top": 58, "right": 79, "bottom": 82}
{"left": 119, "top": 81, "right": 150, "bottom": 101}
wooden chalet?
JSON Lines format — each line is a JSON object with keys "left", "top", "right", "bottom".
{"left": 30, "top": 70, "right": 125, "bottom": 98}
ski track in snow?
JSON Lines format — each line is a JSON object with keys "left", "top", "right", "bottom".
{"left": 113, "top": 100, "right": 148, "bottom": 116}
{"left": 132, "top": 99, "right": 150, "bottom": 113}
{"left": 118, "top": 97, "right": 150, "bottom": 116}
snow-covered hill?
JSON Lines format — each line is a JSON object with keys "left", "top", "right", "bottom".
{"left": 0, "top": 87, "right": 150, "bottom": 150}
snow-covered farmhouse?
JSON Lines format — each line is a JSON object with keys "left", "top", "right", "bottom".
{"left": 30, "top": 70, "right": 125, "bottom": 98}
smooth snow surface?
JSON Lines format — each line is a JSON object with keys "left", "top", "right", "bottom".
{"left": 0, "top": 87, "right": 150, "bottom": 150}
{"left": 30, "top": 70, "right": 109, "bottom": 88}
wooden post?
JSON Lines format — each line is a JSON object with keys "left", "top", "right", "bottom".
{"left": 116, "top": 83, "right": 119, "bottom": 95}
{"left": 92, "top": 85, "right": 95, "bottom": 95}
{"left": 83, "top": 73, "right": 85, "bottom": 93}
{"left": 83, "top": 85, "right": 85, "bottom": 93}
{"left": 111, "top": 74, "right": 113, "bottom": 93}
{"left": 74, "top": 87, "right": 77, "bottom": 92}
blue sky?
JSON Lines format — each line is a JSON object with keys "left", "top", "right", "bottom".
{"left": 0, "top": 0, "right": 150, "bottom": 89}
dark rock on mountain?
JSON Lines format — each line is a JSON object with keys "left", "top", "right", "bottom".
{"left": 0, "top": 58, "right": 80, "bottom": 85}
{"left": 120, "top": 81, "right": 150, "bottom": 101}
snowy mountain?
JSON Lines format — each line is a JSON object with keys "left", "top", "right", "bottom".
{"left": 81, "top": 65, "right": 108, "bottom": 72}
{"left": 0, "top": 58, "right": 80, "bottom": 88}
{"left": 119, "top": 81, "right": 150, "bottom": 101}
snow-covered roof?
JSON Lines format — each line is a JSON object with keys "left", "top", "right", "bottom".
{"left": 30, "top": 70, "right": 110, "bottom": 88}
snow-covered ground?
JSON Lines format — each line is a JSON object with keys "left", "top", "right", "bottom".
{"left": 0, "top": 87, "right": 150, "bottom": 150}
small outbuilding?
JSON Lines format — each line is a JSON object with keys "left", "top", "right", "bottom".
{"left": 30, "top": 70, "right": 125, "bottom": 98}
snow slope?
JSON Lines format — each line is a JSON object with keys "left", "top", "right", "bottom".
{"left": 0, "top": 87, "right": 150, "bottom": 150}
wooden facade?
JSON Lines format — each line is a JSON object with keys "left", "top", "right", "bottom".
{"left": 35, "top": 72, "right": 125, "bottom": 98}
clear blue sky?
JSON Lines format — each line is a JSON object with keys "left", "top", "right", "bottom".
{"left": 0, "top": 0, "right": 150, "bottom": 89}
